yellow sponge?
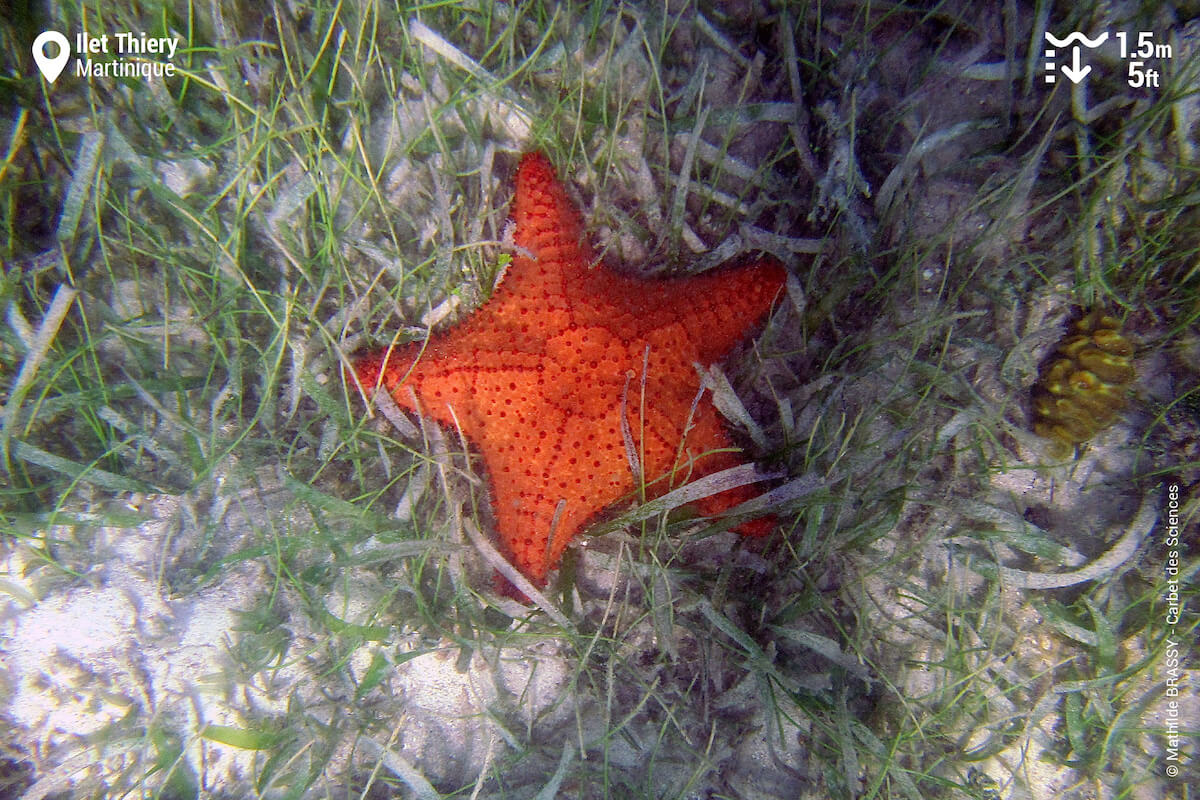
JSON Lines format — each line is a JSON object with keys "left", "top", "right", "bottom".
{"left": 1032, "top": 310, "right": 1135, "bottom": 456}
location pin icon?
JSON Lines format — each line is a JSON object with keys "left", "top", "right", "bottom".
{"left": 32, "top": 31, "right": 70, "bottom": 84}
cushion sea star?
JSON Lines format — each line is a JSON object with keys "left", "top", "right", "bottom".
{"left": 354, "top": 151, "right": 785, "bottom": 588}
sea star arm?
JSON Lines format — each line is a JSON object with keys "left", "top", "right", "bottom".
{"left": 492, "top": 152, "right": 593, "bottom": 307}
{"left": 477, "top": 396, "right": 638, "bottom": 583}
{"left": 622, "top": 260, "right": 786, "bottom": 363}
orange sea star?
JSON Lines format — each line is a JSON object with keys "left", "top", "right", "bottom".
{"left": 354, "top": 151, "right": 785, "bottom": 587}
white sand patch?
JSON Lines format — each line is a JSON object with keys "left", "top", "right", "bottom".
{"left": 1, "top": 479, "right": 577, "bottom": 796}
{"left": 1, "top": 492, "right": 277, "bottom": 794}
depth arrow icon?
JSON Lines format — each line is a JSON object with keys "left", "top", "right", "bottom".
{"left": 1060, "top": 46, "right": 1091, "bottom": 83}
